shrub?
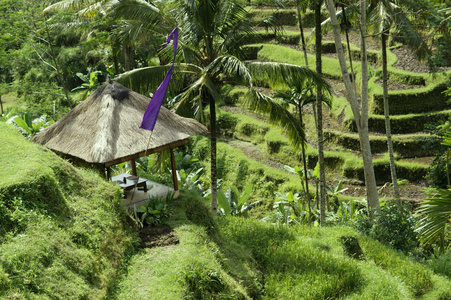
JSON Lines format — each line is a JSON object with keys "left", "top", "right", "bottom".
{"left": 355, "top": 201, "right": 418, "bottom": 253}
{"left": 427, "top": 250, "right": 451, "bottom": 279}
{"left": 426, "top": 153, "right": 451, "bottom": 188}
{"left": 134, "top": 193, "right": 175, "bottom": 227}
{"left": 205, "top": 110, "right": 238, "bottom": 137}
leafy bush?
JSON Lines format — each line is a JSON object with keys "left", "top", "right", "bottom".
{"left": 355, "top": 201, "right": 418, "bottom": 253}
{"left": 427, "top": 154, "right": 451, "bottom": 188}
{"left": 217, "top": 184, "right": 260, "bottom": 217}
{"left": 134, "top": 193, "right": 175, "bottom": 227}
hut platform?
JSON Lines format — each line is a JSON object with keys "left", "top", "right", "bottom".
{"left": 121, "top": 180, "right": 178, "bottom": 209}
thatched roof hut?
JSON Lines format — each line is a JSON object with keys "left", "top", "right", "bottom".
{"left": 32, "top": 81, "right": 207, "bottom": 182}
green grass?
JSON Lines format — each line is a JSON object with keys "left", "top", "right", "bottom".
{"left": 218, "top": 218, "right": 451, "bottom": 299}
{"left": 3, "top": 122, "right": 451, "bottom": 300}
{"left": 0, "top": 122, "right": 137, "bottom": 299}
{"left": 255, "top": 43, "right": 345, "bottom": 80}
{"left": 115, "top": 193, "right": 260, "bottom": 299}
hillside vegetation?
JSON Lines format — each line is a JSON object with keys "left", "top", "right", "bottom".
{"left": 0, "top": 123, "right": 137, "bottom": 299}
{"left": 1, "top": 123, "right": 451, "bottom": 299}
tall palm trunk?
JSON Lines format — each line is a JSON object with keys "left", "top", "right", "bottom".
{"left": 296, "top": 2, "right": 312, "bottom": 222}
{"left": 296, "top": 3, "right": 309, "bottom": 68}
{"left": 124, "top": 44, "right": 134, "bottom": 71}
{"left": 209, "top": 95, "right": 218, "bottom": 212}
{"left": 382, "top": 30, "right": 400, "bottom": 200}
{"left": 341, "top": 4, "right": 357, "bottom": 94}
{"left": 298, "top": 102, "right": 312, "bottom": 221}
{"left": 325, "top": 0, "right": 379, "bottom": 217}
{"left": 315, "top": 2, "right": 326, "bottom": 225}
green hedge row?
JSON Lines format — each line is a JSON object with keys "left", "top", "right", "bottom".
{"left": 213, "top": 107, "right": 430, "bottom": 183}
{"left": 321, "top": 41, "right": 380, "bottom": 65}
{"left": 343, "top": 159, "right": 428, "bottom": 185}
{"left": 247, "top": 8, "right": 328, "bottom": 27}
{"left": 371, "top": 81, "right": 450, "bottom": 115}
{"left": 248, "top": 9, "right": 298, "bottom": 26}
{"left": 343, "top": 110, "right": 451, "bottom": 134}
{"left": 323, "top": 129, "right": 435, "bottom": 158}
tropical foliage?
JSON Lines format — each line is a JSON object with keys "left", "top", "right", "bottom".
{"left": 416, "top": 188, "right": 451, "bottom": 255}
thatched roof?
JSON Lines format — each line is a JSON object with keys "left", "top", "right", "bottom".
{"left": 32, "top": 81, "right": 207, "bottom": 166}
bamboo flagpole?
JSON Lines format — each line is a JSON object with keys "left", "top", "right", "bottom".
{"left": 127, "top": 28, "right": 179, "bottom": 209}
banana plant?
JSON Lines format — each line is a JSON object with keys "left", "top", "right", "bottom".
{"left": 335, "top": 199, "right": 366, "bottom": 225}
{"left": 177, "top": 167, "right": 204, "bottom": 195}
{"left": 72, "top": 69, "right": 104, "bottom": 100}
{"left": 0, "top": 109, "right": 17, "bottom": 123}
{"left": 14, "top": 113, "right": 54, "bottom": 136}
{"left": 326, "top": 180, "right": 349, "bottom": 211}
{"left": 261, "top": 202, "right": 295, "bottom": 225}
{"left": 217, "top": 183, "right": 259, "bottom": 217}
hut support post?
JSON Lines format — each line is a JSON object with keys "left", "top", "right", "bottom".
{"left": 170, "top": 148, "right": 178, "bottom": 191}
{"left": 131, "top": 160, "right": 137, "bottom": 176}
{"left": 106, "top": 165, "right": 111, "bottom": 180}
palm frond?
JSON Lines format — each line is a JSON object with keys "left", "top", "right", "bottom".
{"left": 114, "top": 63, "right": 201, "bottom": 96}
{"left": 108, "top": 0, "right": 160, "bottom": 22}
{"left": 246, "top": 62, "right": 332, "bottom": 96}
{"left": 172, "top": 76, "right": 204, "bottom": 115}
{"left": 415, "top": 188, "right": 451, "bottom": 251}
{"left": 43, "top": 0, "right": 112, "bottom": 15}
{"left": 205, "top": 55, "right": 252, "bottom": 86}
{"left": 246, "top": 89, "right": 305, "bottom": 151}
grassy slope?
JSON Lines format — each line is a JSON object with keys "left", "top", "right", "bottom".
{"left": 117, "top": 199, "right": 451, "bottom": 299}
{"left": 1, "top": 121, "right": 451, "bottom": 300}
{"left": 0, "top": 123, "right": 137, "bottom": 299}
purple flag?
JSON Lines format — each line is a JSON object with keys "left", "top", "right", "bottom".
{"left": 140, "top": 28, "right": 178, "bottom": 131}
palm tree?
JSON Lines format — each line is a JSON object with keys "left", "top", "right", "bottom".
{"left": 274, "top": 82, "right": 332, "bottom": 222}
{"left": 312, "top": 0, "right": 328, "bottom": 225}
{"left": 43, "top": 0, "right": 115, "bottom": 16}
{"left": 115, "top": 0, "right": 331, "bottom": 212}
{"left": 368, "top": 0, "right": 428, "bottom": 201}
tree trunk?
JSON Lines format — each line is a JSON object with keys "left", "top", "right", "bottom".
{"left": 297, "top": 3, "right": 309, "bottom": 68}
{"left": 315, "top": 2, "right": 326, "bottom": 225}
{"left": 124, "top": 44, "right": 134, "bottom": 71}
{"left": 359, "top": 0, "right": 379, "bottom": 216}
{"left": 112, "top": 46, "right": 120, "bottom": 75}
{"left": 325, "top": 0, "right": 379, "bottom": 217}
{"left": 209, "top": 95, "right": 218, "bottom": 213}
{"left": 382, "top": 30, "right": 400, "bottom": 200}
{"left": 297, "top": 2, "right": 312, "bottom": 222}
{"left": 341, "top": 4, "right": 357, "bottom": 94}
{"left": 299, "top": 103, "right": 312, "bottom": 222}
